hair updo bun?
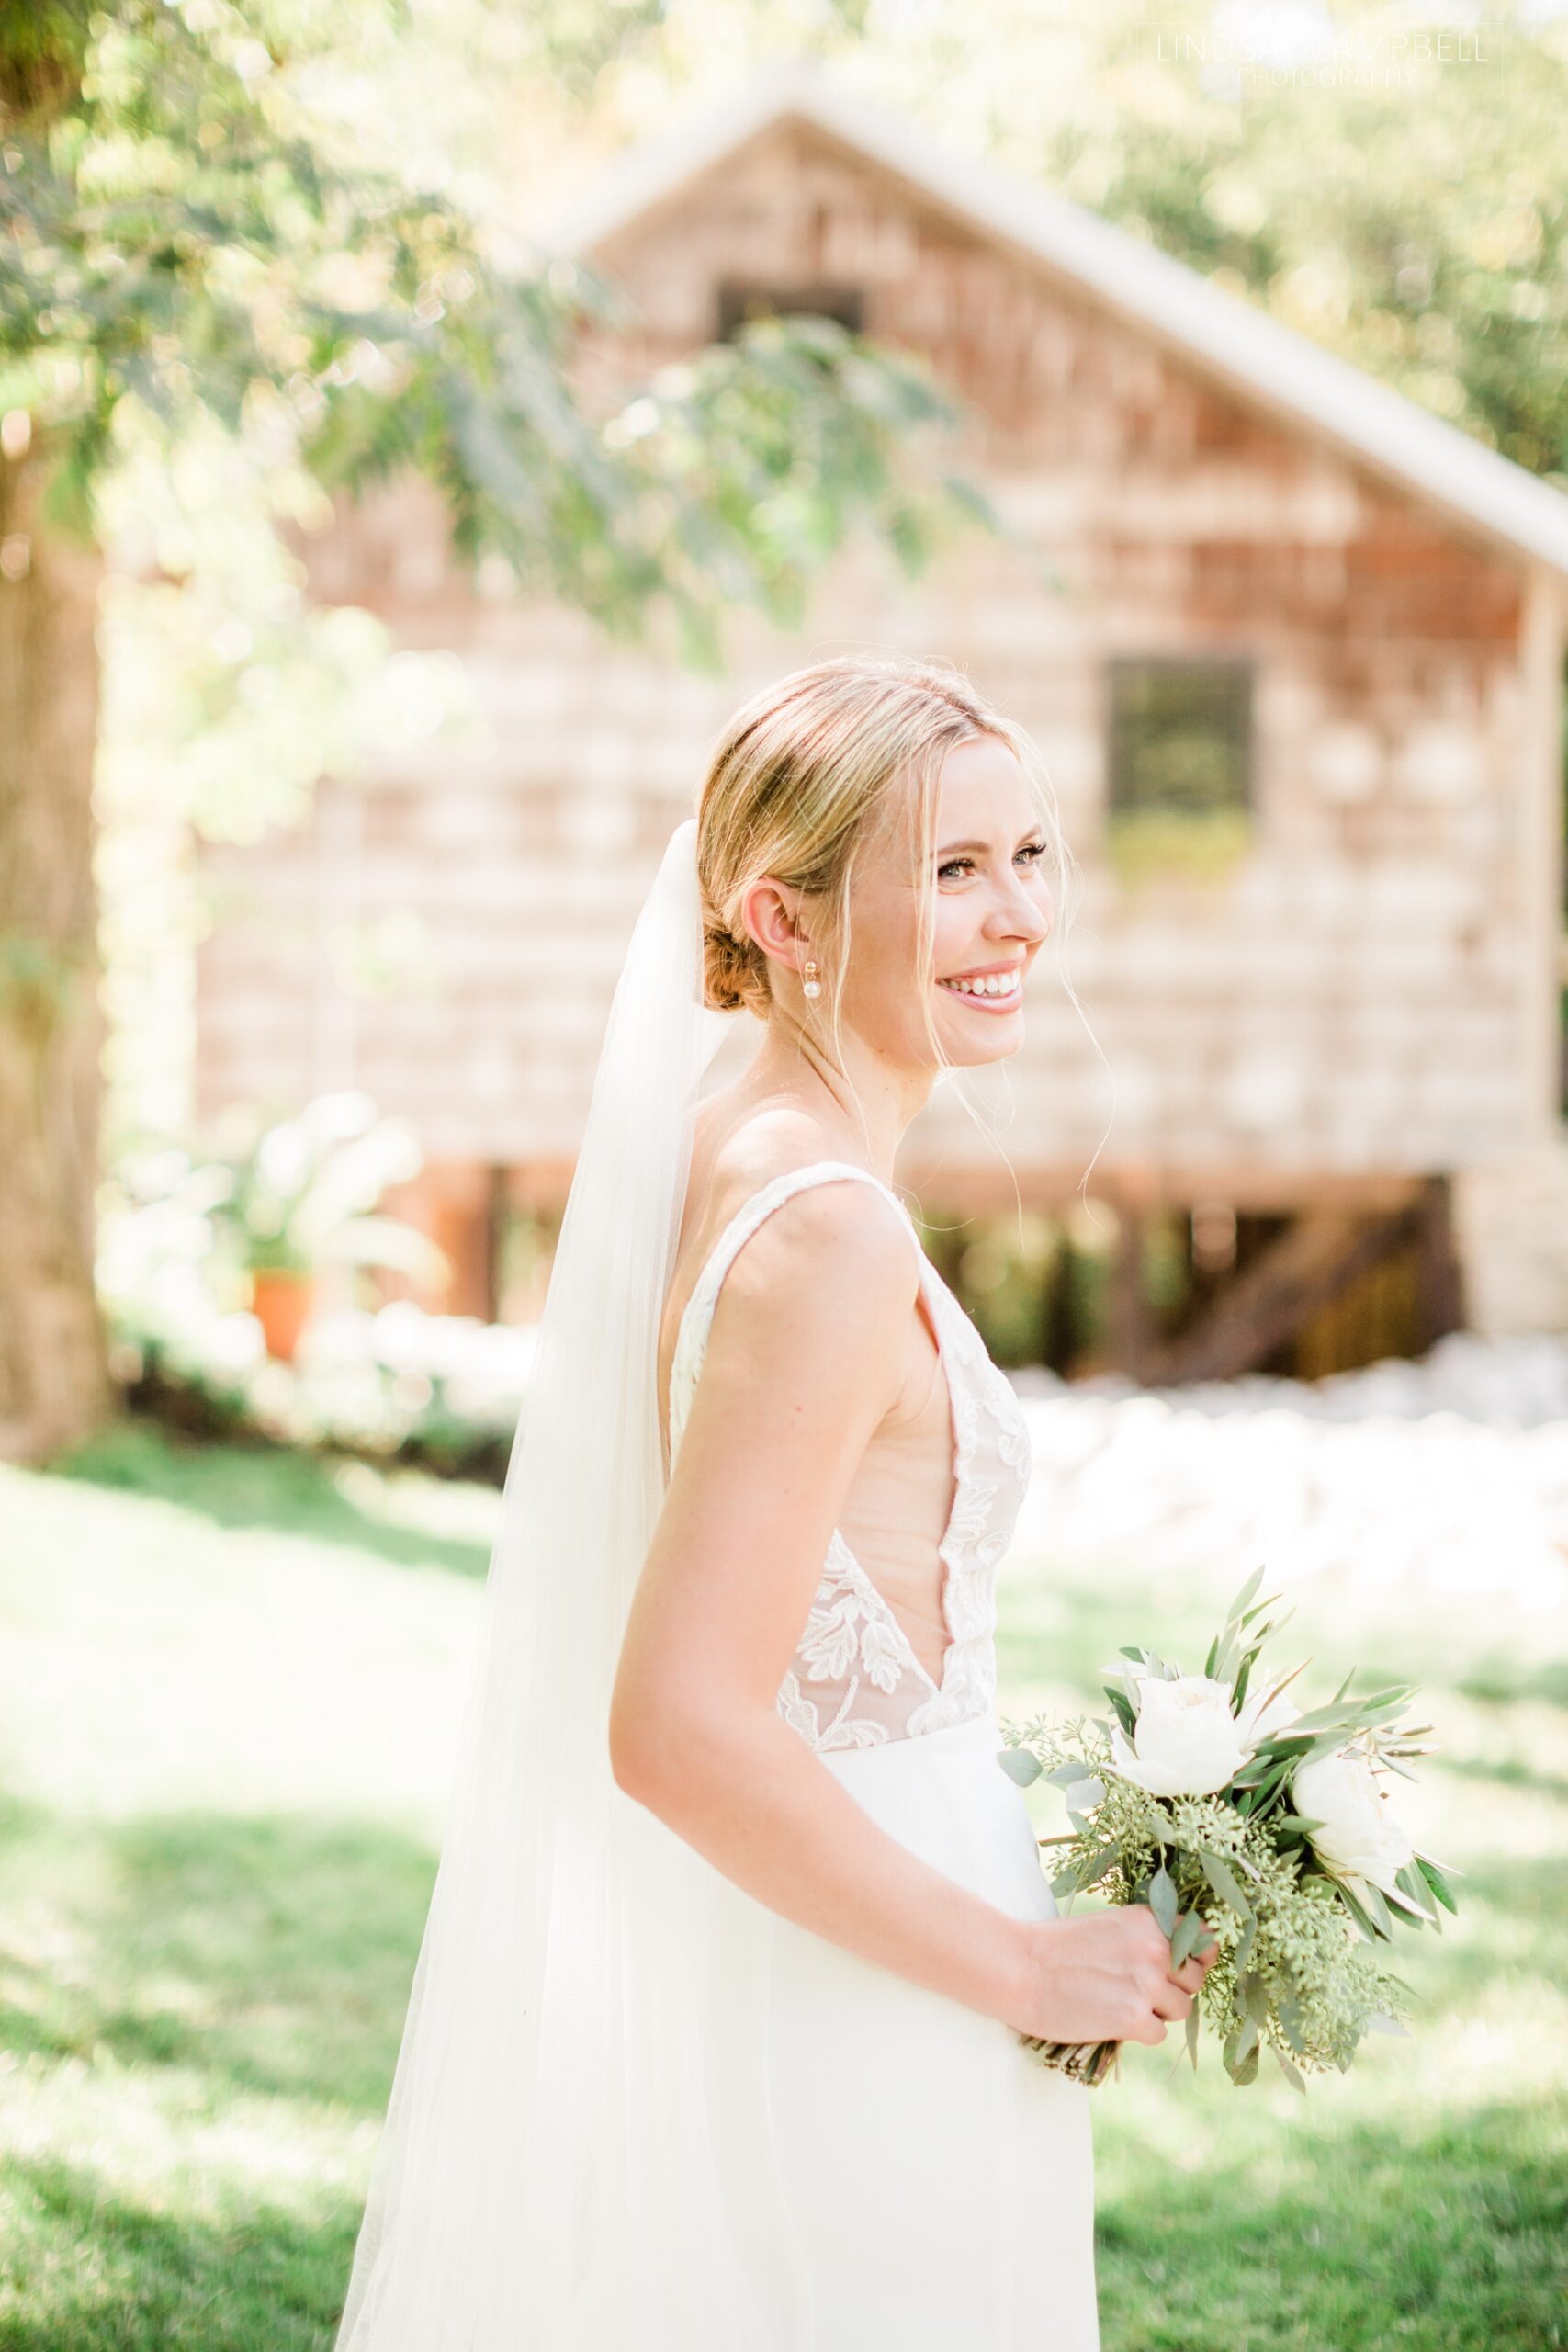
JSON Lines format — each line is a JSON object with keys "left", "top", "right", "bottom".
{"left": 701, "top": 917, "right": 770, "bottom": 1014}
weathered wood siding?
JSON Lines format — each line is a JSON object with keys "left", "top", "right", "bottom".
{"left": 195, "top": 116, "right": 1561, "bottom": 1237}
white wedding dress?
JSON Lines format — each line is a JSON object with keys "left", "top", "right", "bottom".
{"left": 666, "top": 1159, "right": 1100, "bottom": 2352}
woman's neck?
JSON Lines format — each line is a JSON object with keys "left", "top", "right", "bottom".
{"left": 734, "top": 1017, "right": 934, "bottom": 1185}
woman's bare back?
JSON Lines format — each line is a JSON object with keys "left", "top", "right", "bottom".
{"left": 659, "top": 1099, "right": 958, "bottom": 1691}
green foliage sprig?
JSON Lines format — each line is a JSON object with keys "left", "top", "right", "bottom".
{"left": 999, "top": 1569, "right": 1460, "bottom": 2090}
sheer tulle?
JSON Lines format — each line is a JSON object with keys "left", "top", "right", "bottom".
{"left": 333, "top": 820, "right": 814, "bottom": 2349}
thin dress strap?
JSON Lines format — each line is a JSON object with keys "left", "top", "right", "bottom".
{"left": 667, "top": 1160, "right": 927, "bottom": 1457}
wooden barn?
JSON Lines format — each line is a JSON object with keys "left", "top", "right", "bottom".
{"left": 194, "top": 64, "right": 1568, "bottom": 1381}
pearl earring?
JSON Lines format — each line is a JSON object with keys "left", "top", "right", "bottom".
{"left": 802, "top": 958, "right": 822, "bottom": 1000}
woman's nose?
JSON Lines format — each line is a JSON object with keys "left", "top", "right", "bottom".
{"left": 987, "top": 876, "right": 1053, "bottom": 944}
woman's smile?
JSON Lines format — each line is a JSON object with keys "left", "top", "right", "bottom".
{"left": 936, "top": 957, "right": 1025, "bottom": 1011}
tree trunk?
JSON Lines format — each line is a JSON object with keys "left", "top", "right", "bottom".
{"left": 0, "top": 440, "right": 114, "bottom": 1462}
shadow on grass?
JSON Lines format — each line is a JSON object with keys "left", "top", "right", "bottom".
{"left": 1093, "top": 2098, "right": 1568, "bottom": 2352}
{"left": 997, "top": 1566, "right": 1568, "bottom": 1728}
{"left": 1438, "top": 1750, "right": 1568, "bottom": 1808}
{"left": 996, "top": 1576, "right": 1227, "bottom": 1703}
{"left": 0, "top": 1795, "right": 435, "bottom": 2116}
{"left": 0, "top": 2154, "right": 359, "bottom": 2352}
{"left": 1, "top": 2098, "right": 1562, "bottom": 2352}
{"left": 45, "top": 1418, "right": 493, "bottom": 1581}
{"left": 0, "top": 1807, "right": 1562, "bottom": 2351}
{"left": 1455, "top": 1657, "right": 1568, "bottom": 1711}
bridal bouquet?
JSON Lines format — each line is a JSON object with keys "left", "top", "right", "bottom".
{"left": 998, "top": 1568, "right": 1460, "bottom": 2090}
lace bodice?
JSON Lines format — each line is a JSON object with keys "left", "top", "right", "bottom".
{"left": 667, "top": 1161, "right": 1032, "bottom": 1753}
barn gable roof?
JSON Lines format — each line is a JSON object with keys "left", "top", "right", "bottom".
{"left": 545, "top": 61, "right": 1568, "bottom": 582}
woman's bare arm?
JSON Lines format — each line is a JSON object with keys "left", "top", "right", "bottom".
{"left": 610, "top": 1180, "right": 1212, "bottom": 2043}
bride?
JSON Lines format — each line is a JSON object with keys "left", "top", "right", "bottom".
{"left": 333, "top": 655, "right": 1215, "bottom": 2352}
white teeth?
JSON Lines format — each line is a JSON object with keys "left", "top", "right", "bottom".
{"left": 940, "top": 970, "right": 1021, "bottom": 999}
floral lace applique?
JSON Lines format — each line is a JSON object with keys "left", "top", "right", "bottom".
{"left": 667, "top": 1162, "right": 1032, "bottom": 1754}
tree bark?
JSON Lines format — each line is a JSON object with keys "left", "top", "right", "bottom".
{"left": 0, "top": 440, "right": 115, "bottom": 1462}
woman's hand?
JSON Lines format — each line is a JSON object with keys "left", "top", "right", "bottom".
{"left": 1004, "top": 1905, "right": 1219, "bottom": 2046}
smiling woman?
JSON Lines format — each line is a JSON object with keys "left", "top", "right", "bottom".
{"left": 333, "top": 656, "right": 1168, "bottom": 2352}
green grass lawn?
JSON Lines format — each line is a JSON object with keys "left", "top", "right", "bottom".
{"left": 2, "top": 1419, "right": 1564, "bottom": 2350}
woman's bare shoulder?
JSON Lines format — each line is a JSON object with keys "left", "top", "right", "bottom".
{"left": 691, "top": 1114, "right": 911, "bottom": 1336}
{"left": 693, "top": 1098, "right": 841, "bottom": 1198}
{"left": 682, "top": 1102, "right": 914, "bottom": 1318}
{"left": 682, "top": 1103, "right": 825, "bottom": 1236}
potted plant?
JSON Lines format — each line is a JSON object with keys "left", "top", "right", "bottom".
{"left": 208, "top": 1092, "right": 449, "bottom": 1361}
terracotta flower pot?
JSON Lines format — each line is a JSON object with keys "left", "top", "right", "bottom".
{"left": 251, "top": 1268, "right": 315, "bottom": 1362}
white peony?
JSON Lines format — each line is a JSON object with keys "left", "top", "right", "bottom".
{"left": 1108, "top": 1671, "right": 1257, "bottom": 1798}
{"left": 1292, "top": 1746, "right": 1416, "bottom": 1899}
{"left": 1236, "top": 1679, "right": 1301, "bottom": 1745}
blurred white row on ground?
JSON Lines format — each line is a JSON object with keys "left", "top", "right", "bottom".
{"left": 1010, "top": 1334, "right": 1568, "bottom": 1612}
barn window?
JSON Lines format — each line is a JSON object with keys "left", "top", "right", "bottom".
{"left": 716, "top": 280, "right": 865, "bottom": 341}
{"left": 1105, "top": 655, "right": 1256, "bottom": 878}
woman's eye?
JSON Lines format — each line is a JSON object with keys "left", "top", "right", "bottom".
{"left": 938, "top": 842, "right": 1046, "bottom": 883}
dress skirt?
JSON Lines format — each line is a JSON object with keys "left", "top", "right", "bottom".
{"left": 762, "top": 1712, "right": 1100, "bottom": 2351}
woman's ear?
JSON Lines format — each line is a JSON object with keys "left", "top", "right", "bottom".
{"left": 737, "top": 877, "right": 810, "bottom": 977}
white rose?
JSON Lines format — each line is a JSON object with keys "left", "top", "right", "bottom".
{"left": 1292, "top": 1747, "right": 1415, "bottom": 1899}
{"left": 1237, "top": 1681, "right": 1301, "bottom": 1745}
{"left": 1108, "top": 1672, "right": 1257, "bottom": 1799}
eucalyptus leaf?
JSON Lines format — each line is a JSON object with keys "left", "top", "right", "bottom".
{"left": 1224, "top": 2015, "right": 1259, "bottom": 2073}
{"left": 1241, "top": 1973, "right": 1271, "bottom": 2030}
{"left": 1201, "top": 1851, "right": 1253, "bottom": 1921}
{"left": 1416, "top": 1855, "right": 1460, "bottom": 1915}
{"left": 1077, "top": 1842, "right": 1121, "bottom": 1888}
{"left": 1169, "top": 1909, "right": 1204, "bottom": 1967}
{"left": 1106, "top": 1688, "right": 1137, "bottom": 1739}
{"left": 1393, "top": 1862, "right": 1438, "bottom": 1919}
{"left": 997, "top": 1747, "right": 1042, "bottom": 1787}
{"left": 1228, "top": 1566, "right": 1266, "bottom": 1621}
{"left": 1272, "top": 2042, "right": 1307, "bottom": 2093}
{"left": 1185, "top": 2003, "right": 1201, "bottom": 2070}
{"left": 1382, "top": 1887, "right": 1432, "bottom": 1928}
{"left": 1359, "top": 1880, "right": 1396, "bottom": 1939}
{"left": 1147, "top": 1866, "right": 1178, "bottom": 1939}
{"left": 1336, "top": 1881, "right": 1377, "bottom": 1942}
{"left": 1276, "top": 1998, "right": 1309, "bottom": 2056}
{"left": 1277, "top": 1704, "right": 1351, "bottom": 1733}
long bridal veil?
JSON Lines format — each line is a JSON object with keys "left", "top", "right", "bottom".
{"left": 334, "top": 819, "right": 811, "bottom": 2350}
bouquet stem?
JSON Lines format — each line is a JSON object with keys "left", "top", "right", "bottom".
{"left": 1019, "top": 2034, "right": 1123, "bottom": 2087}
